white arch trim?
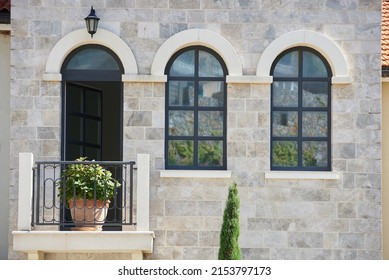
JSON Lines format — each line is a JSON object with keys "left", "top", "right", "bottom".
{"left": 43, "top": 28, "right": 138, "bottom": 81}
{"left": 151, "top": 29, "right": 243, "bottom": 77}
{"left": 257, "top": 30, "right": 352, "bottom": 84}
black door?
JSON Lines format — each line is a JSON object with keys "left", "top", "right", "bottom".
{"left": 61, "top": 45, "right": 124, "bottom": 231}
{"left": 62, "top": 81, "right": 123, "bottom": 231}
{"left": 65, "top": 83, "right": 103, "bottom": 161}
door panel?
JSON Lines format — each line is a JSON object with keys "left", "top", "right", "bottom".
{"left": 63, "top": 81, "right": 122, "bottom": 231}
{"left": 65, "top": 83, "right": 102, "bottom": 161}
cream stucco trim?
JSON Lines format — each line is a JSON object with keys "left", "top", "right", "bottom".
{"left": 226, "top": 75, "right": 273, "bottom": 84}
{"left": 151, "top": 29, "right": 243, "bottom": 77}
{"left": 44, "top": 28, "right": 138, "bottom": 81}
{"left": 0, "top": 24, "right": 11, "bottom": 31}
{"left": 160, "top": 170, "right": 232, "bottom": 179}
{"left": 331, "top": 76, "right": 353, "bottom": 84}
{"left": 257, "top": 30, "right": 352, "bottom": 84}
{"left": 122, "top": 74, "right": 167, "bottom": 83}
{"left": 265, "top": 171, "right": 339, "bottom": 180}
{"left": 42, "top": 73, "right": 62, "bottom": 81}
{"left": 382, "top": 82, "right": 389, "bottom": 259}
{"left": 13, "top": 231, "right": 155, "bottom": 260}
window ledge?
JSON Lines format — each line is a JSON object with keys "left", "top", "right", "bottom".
{"left": 122, "top": 74, "right": 167, "bottom": 83}
{"left": 0, "top": 24, "right": 11, "bottom": 31}
{"left": 159, "top": 170, "right": 232, "bottom": 179}
{"left": 265, "top": 171, "right": 339, "bottom": 180}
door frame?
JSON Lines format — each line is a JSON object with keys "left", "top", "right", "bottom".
{"left": 60, "top": 44, "right": 124, "bottom": 161}
{"left": 60, "top": 45, "right": 124, "bottom": 231}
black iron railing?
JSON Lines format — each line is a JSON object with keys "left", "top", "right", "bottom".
{"left": 31, "top": 160, "right": 136, "bottom": 228}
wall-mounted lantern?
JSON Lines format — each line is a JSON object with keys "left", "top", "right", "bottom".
{"left": 84, "top": 6, "right": 100, "bottom": 38}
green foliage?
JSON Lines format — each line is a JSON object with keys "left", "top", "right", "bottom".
{"left": 199, "top": 141, "right": 222, "bottom": 166}
{"left": 272, "top": 142, "right": 298, "bottom": 167}
{"left": 218, "top": 182, "right": 241, "bottom": 260}
{"left": 168, "top": 140, "right": 193, "bottom": 166}
{"left": 168, "top": 140, "right": 223, "bottom": 167}
{"left": 58, "top": 157, "right": 120, "bottom": 202}
{"left": 315, "top": 96, "right": 327, "bottom": 107}
{"left": 303, "top": 144, "right": 318, "bottom": 166}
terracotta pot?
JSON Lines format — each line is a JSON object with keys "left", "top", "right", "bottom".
{"left": 68, "top": 198, "right": 110, "bottom": 231}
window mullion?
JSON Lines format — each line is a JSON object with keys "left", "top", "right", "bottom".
{"left": 82, "top": 88, "right": 86, "bottom": 157}
{"left": 193, "top": 49, "right": 199, "bottom": 167}
{"left": 298, "top": 50, "right": 303, "bottom": 168}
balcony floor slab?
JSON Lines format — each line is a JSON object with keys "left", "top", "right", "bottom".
{"left": 12, "top": 230, "right": 155, "bottom": 260}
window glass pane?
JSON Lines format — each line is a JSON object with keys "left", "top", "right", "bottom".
{"left": 199, "top": 81, "right": 224, "bottom": 107}
{"left": 66, "top": 48, "right": 120, "bottom": 70}
{"left": 169, "top": 50, "right": 195, "bottom": 77}
{"left": 85, "top": 89, "right": 101, "bottom": 116}
{"left": 272, "top": 141, "right": 298, "bottom": 167}
{"left": 67, "top": 115, "right": 83, "bottom": 141}
{"left": 272, "top": 111, "right": 298, "bottom": 137}
{"left": 66, "top": 144, "right": 82, "bottom": 161}
{"left": 168, "top": 140, "right": 194, "bottom": 166}
{"left": 169, "top": 81, "right": 195, "bottom": 106}
{"left": 199, "top": 50, "right": 223, "bottom": 77}
{"left": 84, "top": 146, "right": 101, "bottom": 161}
{"left": 0, "top": 7, "right": 10, "bottom": 24}
{"left": 85, "top": 119, "right": 101, "bottom": 145}
{"left": 67, "top": 86, "right": 84, "bottom": 113}
{"left": 273, "top": 51, "right": 298, "bottom": 77}
{"left": 303, "top": 51, "right": 328, "bottom": 77}
{"left": 169, "top": 111, "right": 194, "bottom": 136}
{"left": 198, "top": 111, "right": 224, "bottom": 137}
{"left": 303, "top": 141, "right": 328, "bottom": 167}
{"left": 198, "top": 140, "right": 223, "bottom": 167}
{"left": 302, "top": 82, "right": 328, "bottom": 108}
{"left": 272, "top": 81, "right": 298, "bottom": 107}
{"left": 302, "top": 112, "right": 328, "bottom": 137}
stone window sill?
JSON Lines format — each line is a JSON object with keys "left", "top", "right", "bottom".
{"left": 0, "top": 24, "right": 11, "bottom": 31}
{"left": 265, "top": 171, "right": 339, "bottom": 180}
{"left": 159, "top": 170, "right": 232, "bottom": 179}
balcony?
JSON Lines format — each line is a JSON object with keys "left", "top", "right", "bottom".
{"left": 12, "top": 153, "right": 154, "bottom": 260}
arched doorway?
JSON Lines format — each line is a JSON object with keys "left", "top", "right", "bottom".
{"left": 61, "top": 44, "right": 123, "bottom": 162}
{"left": 61, "top": 44, "right": 123, "bottom": 230}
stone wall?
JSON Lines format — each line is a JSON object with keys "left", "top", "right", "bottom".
{"left": 0, "top": 29, "right": 10, "bottom": 260}
{"left": 9, "top": 0, "right": 382, "bottom": 259}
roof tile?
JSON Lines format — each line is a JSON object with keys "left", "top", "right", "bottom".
{"left": 0, "top": 0, "right": 10, "bottom": 12}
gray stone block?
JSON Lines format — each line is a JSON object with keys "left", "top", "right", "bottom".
{"left": 166, "top": 231, "right": 198, "bottom": 246}
{"left": 288, "top": 232, "right": 323, "bottom": 248}
{"left": 339, "top": 233, "right": 364, "bottom": 249}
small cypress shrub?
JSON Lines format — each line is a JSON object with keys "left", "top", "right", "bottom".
{"left": 218, "top": 181, "right": 241, "bottom": 260}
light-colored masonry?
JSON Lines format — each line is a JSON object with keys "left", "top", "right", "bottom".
{"left": 8, "top": 0, "right": 382, "bottom": 259}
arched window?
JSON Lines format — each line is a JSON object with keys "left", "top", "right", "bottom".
{"left": 165, "top": 47, "right": 228, "bottom": 170}
{"left": 270, "top": 47, "right": 332, "bottom": 171}
{"left": 61, "top": 44, "right": 123, "bottom": 81}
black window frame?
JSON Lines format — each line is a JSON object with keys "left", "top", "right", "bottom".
{"left": 165, "top": 46, "right": 228, "bottom": 170}
{"left": 270, "top": 47, "right": 332, "bottom": 171}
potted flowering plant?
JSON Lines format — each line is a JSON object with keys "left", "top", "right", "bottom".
{"left": 58, "top": 157, "right": 121, "bottom": 231}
